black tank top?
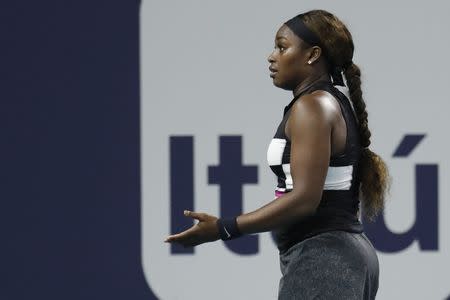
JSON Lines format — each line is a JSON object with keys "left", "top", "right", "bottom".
{"left": 266, "top": 79, "right": 364, "bottom": 254}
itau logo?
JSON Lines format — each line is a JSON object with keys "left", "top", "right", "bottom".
{"left": 169, "top": 133, "right": 439, "bottom": 255}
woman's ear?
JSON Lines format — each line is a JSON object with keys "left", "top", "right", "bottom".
{"left": 307, "top": 46, "right": 322, "bottom": 64}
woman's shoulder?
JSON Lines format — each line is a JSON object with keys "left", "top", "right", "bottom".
{"left": 284, "top": 90, "right": 342, "bottom": 141}
{"left": 290, "top": 90, "right": 340, "bottom": 124}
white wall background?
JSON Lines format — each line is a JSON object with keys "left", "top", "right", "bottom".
{"left": 140, "top": 1, "right": 450, "bottom": 299}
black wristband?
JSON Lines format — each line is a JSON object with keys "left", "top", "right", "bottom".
{"left": 216, "top": 217, "right": 242, "bottom": 241}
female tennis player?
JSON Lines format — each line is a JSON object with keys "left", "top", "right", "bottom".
{"left": 165, "top": 9, "right": 391, "bottom": 299}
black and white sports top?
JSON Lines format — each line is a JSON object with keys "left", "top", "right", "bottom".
{"left": 267, "top": 79, "right": 364, "bottom": 253}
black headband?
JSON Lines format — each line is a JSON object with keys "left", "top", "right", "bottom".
{"left": 284, "top": 14, "right": 345, "bottom": 86}
{"left": 284, "top": 14, "right": 322, "bottom": 49}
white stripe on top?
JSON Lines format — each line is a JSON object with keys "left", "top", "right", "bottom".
{"left": 267, "top": 138, "right": 354, "bottom": 191}
{"left": 266, "top": 138, "right": 286, "bottom": 165}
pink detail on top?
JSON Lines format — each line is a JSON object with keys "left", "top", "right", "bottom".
{"left": 275, "top": 190, "right": 285, "bottom": 198}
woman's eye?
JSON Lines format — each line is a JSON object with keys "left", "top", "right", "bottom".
{"left": 273, "top": 45, "right": 286, "bottom": 52}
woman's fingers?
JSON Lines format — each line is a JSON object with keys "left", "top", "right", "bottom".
{"left": 164, "top": 211, "right": 203, "bottom": 242}
{"left": 184, "top": 210, "right": 205, "bottom": 221}
{"left": 165, "top": 232, "right": 200, "bottom": 247}
{"left": 164, "top": 210, "right": 216, "bottom": 247}
{"left": 164, "top": 225, "right": 197, "bottom": 243}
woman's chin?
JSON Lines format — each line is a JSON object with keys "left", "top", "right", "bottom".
{"left": 271, "top": 78, "right": 289, "bottom": 90}
{"left": 271, "top": 77, "right": 281, "bottom": 87}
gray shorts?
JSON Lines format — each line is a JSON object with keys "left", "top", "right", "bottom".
{"left": 278, "top": 230, "right": 379, "bottom": 300}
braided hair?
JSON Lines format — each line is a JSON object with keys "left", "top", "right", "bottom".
{"left": 300, "top": 10, "right": 392, "bottom": 221}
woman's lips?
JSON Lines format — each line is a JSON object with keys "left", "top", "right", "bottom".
{"left": 269, "top": 67, "right": 278, "bottom": 77}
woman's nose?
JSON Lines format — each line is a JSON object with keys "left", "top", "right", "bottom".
{"left": 267, "top": 52, "right": 275, "bottom": 63}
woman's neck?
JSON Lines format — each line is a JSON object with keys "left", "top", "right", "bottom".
{"left": 293, "top": 73, "right": 331, "bottom": 98}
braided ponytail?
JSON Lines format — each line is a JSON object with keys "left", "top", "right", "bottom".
{"left": 300, "top": 10, "right": 392, "bottom": 222}
{"left": 344, "top": 63, "right": 392, "bottom": 221}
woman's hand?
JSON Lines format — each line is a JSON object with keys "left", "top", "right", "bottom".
{"left": 164, "top": 210, "right": 220, "bottom": 247}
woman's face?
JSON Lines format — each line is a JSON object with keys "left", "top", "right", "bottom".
{"left": 267, "top": 24, "right": 311, "bottom": 90}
